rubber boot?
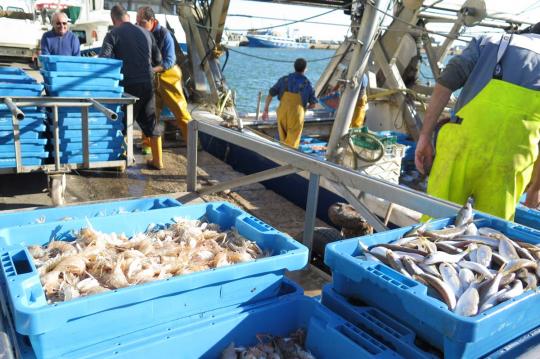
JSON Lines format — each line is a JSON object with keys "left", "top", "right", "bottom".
{"left": 141, "top": 135, "right": 151, "bottom": 155}
{"left": 148, "top": 136, "right": 164, "bottom": 170}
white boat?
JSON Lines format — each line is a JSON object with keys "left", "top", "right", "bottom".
{"left": 246, "top": 30, "right": 310, "bottom": 48}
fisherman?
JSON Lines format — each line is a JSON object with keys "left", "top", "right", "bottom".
{"left": 40, "top": 12, "right": 80, "bottom": 56}
{"left": 262, "top": 58, "right": 318, "bottom": 148}
{"left": 100, "top": 4, "right": 164, "bottom": 170}
{"left": 319, "top": 73, "right": 369, "bottom": 128}
{"left": 136, "top": 6, "right": 191, "bottom": 154}
{"left": 415, "top": 24, "right": 540, "bottom": 220}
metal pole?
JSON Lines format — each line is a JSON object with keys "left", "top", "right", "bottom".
{"left": 11, "top": 112, "right": 22, "bottom": 173}
{"left": 89, "top": 98, "right": 117, "bottom": 121}
{"left": 187, "top": 120, "right": 199, "bottom": 192}
{"left": 4, "top": 97, "right": 24, "bottom": 120}
{"left": 303, "top": 173, "right": 320, "bottom": 255}
{"left": 326, "top": 0, "right": 391, "bottom": 162}
{"left": 125, "top": 104, "right": 134, "bottom": 166}
{"left": 52, "top": 106, "right": 60, "bottom": 171}
{"left": 255, "top": 91, "right": 262, "bottom": 121}
{"left": 82, "top": 106, "right": 90, "bottom": 168}
{"left": 199, "top": 164, "right": 298, "bottom": 195}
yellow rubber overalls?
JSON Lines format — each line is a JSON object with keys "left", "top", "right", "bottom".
{"left": 276, "top": 78, "right": 306, "bottom": 149}
{"left": 427, "top": 35, "right": 540, "bottom": 220}
{"left": 351, "top": 94, "right": 368, "bottom": 128}
{"left": 156, "top": 65, "right": 192, "bottom": 141}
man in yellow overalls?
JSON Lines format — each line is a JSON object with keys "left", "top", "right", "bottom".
{"left": 137, "top": 7, "right": 192, "bottom": 167}
{"left": 415, "top": 24, "right": 540, "bottom": 220}
{"left": 262, "top": 58, "right": 318, "bottom": 148}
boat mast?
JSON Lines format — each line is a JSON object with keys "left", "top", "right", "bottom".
{"left": 325, "top": 0, "right": 392, "bottom": 163}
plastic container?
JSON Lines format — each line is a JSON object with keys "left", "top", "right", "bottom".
{"left": 44, "top": 84, "right": 124, "bottom": 98}
{"left": 0, "top": 197, "right": 181, "bottom": 228}
{"left": 0, "top": 157, "right": 46, "bottom": 168}
{"left": 0, "top": 127, "right": 46, "bottom": 140}
{"left": 0, "top": 121, "right": 45, "bottom": 132}
{"left": 39, "top": 55, "right": 122, "bottom": 75}
{"left": 0, "top": 84, "right": 43, "bottom": 97}
{"left": 8, "top": 278, "right": 304, "bottom": 359}
{"left": 514, "top": 206, "right": 540, "bottom": 231}
{"left": 58, "top": 139, "right": 124, "bottom": 152}
{"left": 57, "top": 152, "right": 123, "bottom": 164}
{"left": 48, "top": 128, "right": 122, "bottom": 139}
{"left": 53, "top": 292, "right": 396, "bottom": 359}
{"left": 484, "top": 325, "right": 540, "bottom": 358}
{"left": 0, "top": 144, "right": 45, "bottom": 153}
{"left": 0, "top": 138, "right": 46, "bottom": 146}
{"left": 0, "top": 75, "right": 36, "bottom": 84}
{"left": 321, "top": 284, "right": 437, "bottom": 359}
{"left": 41, "top": 70, "right": 122, "bottom": 87}
{"left": 325, "top": 214, "right": 540, "bottom": 358}
{"left": 57, "top": 105, "right": 121, "bottom": 115}
{"left": 0, "top": 202, "right": 308, "bottom": 358}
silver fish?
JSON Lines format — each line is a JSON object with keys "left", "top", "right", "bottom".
{"left": 423, "top": 224, "right": 469, "bottom": 241}
{"left": 416, "top": 273, "right": 457, "bottom": 310}
{"left": 465, "top": 222, "right": 479, "bottom": 236}
{"left": 505, "top": 259, "right": 538, "bottom": 274}
{"left": 454, "top": 235, "right": 500, "bottom": 248}
{"left": 459, "top": 268, "right": 475, "bottom": 292}
{"left": 476, "top": 245, "right": 492, "bottom": 268}
{"left": 499, "top": 238, "right": 519, "bottom": 261}
{"left": 402, "top": 257, "right": 425, "bottom": 277}
{"left": 435, "top": 242, "right": 462, "bottom": 254}
{"left": 478, "top": 227, "right": 506, "bottom": 238}
{"left": 455, "top": 200, "right": 473, "bottom": 227}
{"left": 498, "top": 280, "right": 524, "bottom": 302}
{"left": 524, "top": 272, "right": 537, "bottom": 291}
{"left": 500, "top": 272, "right": 516, "bottom": 288}
{"left": 479, "top": 270, "right": 505, "bottom": 305}
{"left": 454, "top": 287, "right": 479, "bottom": 316}
{"left": 459, "top": 261, "right": 494, "bottom": 279}
{"left": 479, "top": 288, "right": 509, "bottom": 313}
{"left": 440, "top": 263, "right": 462, "bottom": 298}
{"left": 423, "top": 249, "right": 470, "bottom": 266}
{"left": 419, "top": 263, "right": 440, "bottom": 277}
{"left": 386, "top": 251, "right": 411, "bottom": 278}
{"left": 394, "top": 251, "right": 426, "bottom": 262}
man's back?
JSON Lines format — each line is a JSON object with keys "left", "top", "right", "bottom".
{"left": 100, "top": 22, "right": 158, "bottom": 86}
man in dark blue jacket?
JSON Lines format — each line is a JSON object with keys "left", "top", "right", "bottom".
{"left": 100, "top": 4, "right": 163, "bottom": 169}
{"left": 40, "top": 12, "right": 80, "bottom": 56}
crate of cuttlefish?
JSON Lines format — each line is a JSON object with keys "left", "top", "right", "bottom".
{"left": 325, "top": 203, "right": 540, "bottom": 358}
{"left": 0, "top": 202, "right": 308, "bottom": 359}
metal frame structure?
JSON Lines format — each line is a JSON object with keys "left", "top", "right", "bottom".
{"left": 187, "top": 116, "right": 461, "bottom": 252}
{"left": 0, "top": 95, "right": 137, "bottom": 205}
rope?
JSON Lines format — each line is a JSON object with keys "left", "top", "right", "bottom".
{"left": 224, "top": 46, "right": 352, "bottom": 64}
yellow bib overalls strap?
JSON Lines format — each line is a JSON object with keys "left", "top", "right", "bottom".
{"left": 156, "top": 65, "right": 192, "bottom": 141}
{"left": 277, "top": 77, "right": 306, "bottom": 149}
{"left": 427, "top": 34, "right": 540, "bottom": 220}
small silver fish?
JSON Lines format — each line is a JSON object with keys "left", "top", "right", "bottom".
{"left": 499, "top": 238, "right": 519, "bottom": 261}
{"left": 454, "top": 287, "right": 479, "bottom": 316}
{"left": 505, "top": 259, "right": 538, "bottom": 274}
{"left": 402, "top": 257, "right": 425, "bottom": 277}
{"left": 498, "top": 280, "right": 524, "bottom": 302}
{"left": 476, "top": 245, "right": 492, "bottom": 268}
{"left": 479, "top": 288, "right": 509, "bottom": 313}
{"left": 416, "top": 273, "right": 457, "bottom": 310}
{"left": 459, "top": 268, "right": 475, "bottom": 293}
{"left": 455, "top": 200, "right": 473, "bottom": 227}
{"left": 440, "top": 263, "right": 462, "bottom": 298}
{"left": 459, "top": 261, "right": 494, "bottom": 279}
{"left": 423, "top": 249, "right": 470, "bottom": 266}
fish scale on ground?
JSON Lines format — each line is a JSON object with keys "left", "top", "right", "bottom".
{"left": 357, "top": 202, "right": 540, "bottom": 317}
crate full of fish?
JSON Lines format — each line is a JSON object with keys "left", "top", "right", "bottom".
{"left": 325, "top": 204, "right": 540, "bottom": 358}
{"left": 31, "top": 286, "right": 399, "bottom": 358}
{"left": 0, "top": 202, "right": 308, "bottom": 358}
{"left": 0, "top": 197, "right": 181, "bottom": 228}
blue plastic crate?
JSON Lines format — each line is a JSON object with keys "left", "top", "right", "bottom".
{"left": 48, "top": 127, "right": 122, "bottom": 139}
{"left": 0, "top": 157, "right": 45, "bottom": 168}
{"left": 0, "top": 75, "right": 36, "bottom": 84}
{"left": 42, "top": 70, "right": 122, "bottom": 88}
{"left": 54, "top": 291, "right": 398, "bottom": 359}
{"left": 0, "top": 83, "right": 43, "bottom": 96}
{"left": 56, "top": 112, "right": 124, "bottom": 126}
{"left": 0, "top": 127, "right": 46, "bottom": 140}
{"left": 0, "top": 67, "right": 26, "bottom": 75}
{"left": 0, "top": 202, "right": 308, "bottom": 357}
{"left": 57, "top": 105, "right": 121, "bottom": 115}
{"left": 8, "top": 278, "right": 304, "bottom": 359}
{"left": 44, "top": 84, "right": 123, "bottom": 98}
{"left": 514, "top": 207, "right": 540, "bottom": 231}
{"left": 0, "top": 197, "right": 181, "bottom": 228}
{"left": 0, "top": 150, "right": 47, "bottom": 159}
{"left": 0, "top": 120, "right": 45, "bottom": 132}
{"left": 321, "top": 284, "right": 437, "bottom": 359}
{"left": 59, "top": 140, "right": 124, "bottom": 152}
{"left": 0, "top": 113, "right": 47, "bottom": 122}
{"left": 0, "top": 143, "right": 45, "bottom": 153}
{"left": 57, "top": 152, "right": 123, "bottom": 164}
{"left": 325, "top": 214, "right": 540, "bottom": 358}
{"left": 484, "top": 325, "right": 540, "bottom": 358}
{"left": 39, "top": 55, "right": 122, "bottom": 75}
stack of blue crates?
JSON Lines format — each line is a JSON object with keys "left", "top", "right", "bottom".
{"left": 324, "top": 212, "right": 540, "bottom": 358}
{"left": 39, "top": 56, "right": 125, "bottom": 164}
{"left": 0, "top": 68, "right": 46, "bottom": 168}
{"left": 0, "top": 198, "right": 539, "bottom": 357}
{"left": 39, "top": 55, "right": 123, "bottom": 98}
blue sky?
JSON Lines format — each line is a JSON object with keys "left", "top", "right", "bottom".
{"left": 224, "top": 1, "right": 540, "bottom": 41}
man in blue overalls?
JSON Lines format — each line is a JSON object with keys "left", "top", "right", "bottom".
{"left": 262, "top": 58, "right": 318, "bottom": 148}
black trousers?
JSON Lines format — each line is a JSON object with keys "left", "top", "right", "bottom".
{"left": 124, "top": 81, "right": 160, "bottom": 137}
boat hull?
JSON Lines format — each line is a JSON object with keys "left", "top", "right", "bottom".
{"left": 246, "top": 35, "right": 309, "bottom": 49}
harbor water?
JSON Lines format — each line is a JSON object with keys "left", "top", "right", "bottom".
{"left": 223, "top": 47, "right": 436, "bottom": 114}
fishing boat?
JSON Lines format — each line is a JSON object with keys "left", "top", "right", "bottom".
{"left": 246, "top": 29, "right": 310, "bottom": 48}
